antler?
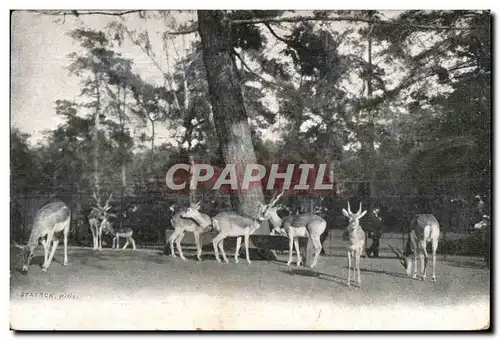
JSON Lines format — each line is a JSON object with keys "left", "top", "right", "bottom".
{"left": 357, "top": 202, "right": 362, "bottom": 215}
{"left": 12, "top": 241, "right": 25, "bottom": 249}
{"left": 103, "top": 193, "right": 114, "bottom": 211}
{"left": 347, "top": 201, "right": 352, "bottom": 214}
{"left": 387, "top": 243, "right": 408, "bottom": 267}
{"left": 93, "top": 191, "right": 102, "bottom": 209}
{"left": 269, "top": 190, "right": 284, "bottom": 208}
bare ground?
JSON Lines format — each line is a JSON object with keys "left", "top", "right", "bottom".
{"left": 9, "top": 246, "right": 490, "bottom": 330}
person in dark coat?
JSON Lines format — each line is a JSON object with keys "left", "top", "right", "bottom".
{"left": 366, "top": 208, "right": 383, "bottom": 258}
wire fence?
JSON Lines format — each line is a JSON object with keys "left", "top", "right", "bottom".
{"left": 10, "top": 184, "right": 488, "bottom": 259}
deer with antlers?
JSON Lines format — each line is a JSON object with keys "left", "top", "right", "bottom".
{"left": 182, "top": 191, "right": 284, "bottom": 264}
{"left": 342, "top": 202, "right": 367, "bottom": 287}
{"left": 388, "top": 214, "right": 441, "bottom": 282}
{"left": 267, "top": 204, "right": 327, "bottom": 269}
{"left": 88, "top": 192, "right": 114, "bottom": 251}
{"left": 13, "top": 201, "right": 71, "bottom": 273}
{"left": 168, "top": 201, "right": 213, "bottom": 261}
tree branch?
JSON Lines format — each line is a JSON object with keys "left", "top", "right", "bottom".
{"left": 232, "top": 15, "right": 482, "bottom": 31}
{"left": 232, "top": 50, "right": 294, "bottom": 90}
{"left": 34, "top": 10, "right": 198, "bottom": 35}
{"left": 34, "top": 10, "right": 143, "bottom": 17}
{"left": 264, "top": 23, "right": 293, "bottom": 45}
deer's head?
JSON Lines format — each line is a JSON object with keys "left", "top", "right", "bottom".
{"left": 266, "top": 203, "right": 290, "bottom": 236}
{"left": 387, "top": 243, "right": 412, "bottom": 276}
{"left": 342, "top": 201, "right": 367, "bottom": 228}
{"left": 12, "top": 241, "right": 34, "bottom": 272}
{"left": 182, "top": 201, "right": 202, "bottom": 219}
{"left": 181, "top": 201, "right": 212, "bottom": 228}
{"left": 257, "top": 190, "right": 285, "bottom": 221}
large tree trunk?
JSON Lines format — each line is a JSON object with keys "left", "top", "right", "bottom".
{"left": 198, "top": 10, "right": 268, "bottom": 234}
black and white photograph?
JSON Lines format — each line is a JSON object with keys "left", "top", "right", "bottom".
{"left": 9, "top": 9, "right": 491, "bottom": 330}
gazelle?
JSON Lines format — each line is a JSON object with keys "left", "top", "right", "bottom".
{"left": 182, "top": 191, "right": 284, "bottom": 264}
{"left": 89, "top": 192, "right": 113, "bottom": 251}
{"left": 101, "top": 217, "right": 136, "bottom": 250}
{"left": 342, "top": 202, "right": 367, "bottom": 287}
{"left": 388, "top": 214, "right": 440, "bottom": 282}
{"left": 267, "top": 206, "right": 327, "bottom": 268}
{"left": 13, "top": 201, "right": 71, "bottom": 273}
{"left": 169, "top": 201, "right": 212, "bottom": 261}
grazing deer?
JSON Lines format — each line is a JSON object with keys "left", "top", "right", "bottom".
{"left": 13, "top": 201, "right": 71, "bottom": 273}
{"left": 169, "top": 201, "right": 212, "bottom": 261}
{"left": 342, "top": 202, "right": 367, "bottom": 287}
{"left": 101, "top": 217, "right": 136, "bottom": 250}
{"left": 89, "top": 193, "right": 113, "bottom": 251}
{"left": 388, "top": 214, "right": 440, "bottom": 282}
{"left": 182, "top": 192, "right": 284, "bottom": 264}
{"left": 267, "top": 206, "right": 327, "bottom": 268}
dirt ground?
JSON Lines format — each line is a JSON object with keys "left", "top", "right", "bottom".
{"left": 10, "top": 245, "right": 490, "bottom": 330}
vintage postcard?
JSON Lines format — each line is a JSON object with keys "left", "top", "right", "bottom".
{"left": 10, "top": 9, "right": 491, "bottom": 330}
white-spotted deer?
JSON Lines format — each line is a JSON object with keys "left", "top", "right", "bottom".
{"left": 267, "top": 206, "right": 327, "bottom": 269}
{"left": 182, "top": 192, "right": 284, "bottom": 264}
{"left": 388, "top": 214, "right": 440, "bottom": 282}
{"left": 101, "top": 217, "right": 136, "bottom": 250}
{"left": 342, "top": 202, "right": 367, "bottom": 287}
{"left": 13, "top": 201, "right": 71, "bottom": 273}
{"left": 169, "top": 201, "right": 212, "bottom": 261}
{"left": 88, "top": 193, "right": 113, "bottom": 251}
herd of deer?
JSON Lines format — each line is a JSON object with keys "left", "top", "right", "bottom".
{"left": 12, "top": 191, "right": 490, "bottom": 288}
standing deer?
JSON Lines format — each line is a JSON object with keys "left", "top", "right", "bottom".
{"left": 342, "top": 202, "right": 367, "bottom": 287}
{"left": 101, "top": 216, "right": 136, "bottom": 250}
{"left": 182, "top": 192, "right": 284, "bottom": 264}
{"left": 168, "top": 201, "right": 212, "bottom": 261}
{"left": 13, "top": 201, "right": 71, "bottom": 273}
{"left": 88, "top": 193, "right": 113, "bottom": 251}
{"left": 388, "top": 214, "right": 441, "bottom": 282}
{"left": 267, "top": 206, "right": 327, "bottom": 268}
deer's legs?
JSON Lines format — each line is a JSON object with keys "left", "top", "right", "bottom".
{"left": 431, "top": 240, "right": 438, "bottom": 282}
{"left": 234, "top": 237, "right": 242, "bottom": 263}
{"left": 286, "top": 236, "right": 294, "bottom": 266}
{"left": 175, "top": 232, "right": 187, "bottom": 260}
{"left": 294, "top": 239, "right": 302, "bottom": 266}
{"left": 194, "top": 232, "right": 203, "bottom": 261}
{"left": 244, "top": 232, "right": 251, "bottom": 264}
{"left": 168, "top": 229, "right": 181, "bottom": 258}
{"left": 41, "top": 237, "right": 49, "bottom": 268}
{"left": 42, "top": 232, "right": 56, "bottom": 271}
{"left": 347, "top": 251, "right": 352, "bottom": 287}
{"left": 63, "top": 221, "right": 69, "bottom": 266}
{"left": 91, "top": 227, "right": 97, "bottom": 250}
{"left": 212, "top": 233, "right": 224, "bottom": 263}
{"left": 218, "top": 239, "right": 229, "bottom": 263}
{"left": 412, "top": 254, "right": 418, "bottom": 279}
{"left": 45, "top": 237, "right": 60, "bottom": 271}
{"left": 130, "top": 237, "right": 136, "bottom": 250}
{"left": 97, "top": 227, "right": 103, "bottom": 251}
{"left": 310, "top": 235, "right": 323, "bottom": 269}
{"left": 122, "top": 239, "right": 130, "bottom": 250}
{"left": 356, "top": 249, "right": 361, "bottom": 286}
